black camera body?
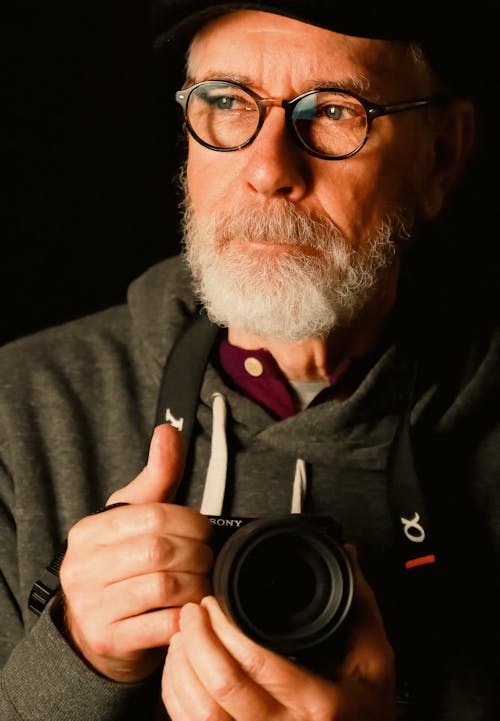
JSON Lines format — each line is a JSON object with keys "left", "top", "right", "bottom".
{"left": 207, "top": 514, "right": 354, "bottom": 664}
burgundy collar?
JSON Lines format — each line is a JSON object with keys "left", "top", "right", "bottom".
{"left": 218, "top": 337, "right": 355, "bottom": 419}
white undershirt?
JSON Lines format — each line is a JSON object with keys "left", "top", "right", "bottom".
{"left": 289, "top": 379, "right": 330, "bottom": 411}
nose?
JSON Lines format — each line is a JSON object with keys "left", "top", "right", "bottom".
{"left": 242, "top": 107, "right": 310, "bottom": 201}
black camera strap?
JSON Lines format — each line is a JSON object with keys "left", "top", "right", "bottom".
{"left": 154, "top": 309, "right": 221, "bottom": 437}
{"left": 152, "top": 310, "right": 439, "bottom": 708}
{"left": 155, "top": 311, "right": 437, "bottom": 572}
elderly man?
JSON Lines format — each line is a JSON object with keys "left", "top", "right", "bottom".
{"left": 0, "top": 2, "right": 498, "bottom": 721}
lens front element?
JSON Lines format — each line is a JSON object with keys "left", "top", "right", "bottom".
{"left": 212, "top": 515, "right": 354, "bottom": 658}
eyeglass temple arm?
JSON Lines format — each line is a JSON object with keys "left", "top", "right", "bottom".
{"left": 369, "top": 95, "right": 449, "bottom": 119}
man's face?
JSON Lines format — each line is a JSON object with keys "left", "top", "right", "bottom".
{"left": 182, "top": 10, "right": 436, "bottom": 341}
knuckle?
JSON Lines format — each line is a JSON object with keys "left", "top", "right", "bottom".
{"left": 141, "top": 504, "right": 165, "bottom": 533}
{"left": 105, "top": 508, "right": 128, "bottom": 535}
{"left": 84, "top": 623, "right": 113, "bottom": 657}
{"left": 66, "top": 519, "right": 85, "bottom": 547}
{"left": 154, "top": 572, "right": 179, "bottom": 602}
{"left": 199, "top": 706, "right": 226, "bottom": 721}
{"left": 59, "top": 556, "right": 82, "bottom": 593}
{"left": 210, "top": 668, "right": 245, "bottom": 704}
{"left": 145, "top": 535, "right": 169, "bottom": 567}
{"left": 242, "top": 650, "right": 267, "bottom": 679}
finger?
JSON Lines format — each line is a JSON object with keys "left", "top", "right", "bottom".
{"left": 104, "top": 571, "right": 212, "bottom": 621}
{"left": 178, "top": 602, "right": 281, "bottom": 720}
{"left": 202, "top": 596, "right": 395, "bottom": 719}
{"left": 69, "top": 605, "right": 182, "bottom": 666}
{"left": 66, "top": 501, "right": 212, "bottom": 546}
{"left": 108, "top": 606, "right": 184, "bottom": 652}
{"left": 163, "top": 633, "right": 232, "bottom": 721}
{"left": 68, "top": 533, "right": 213, "bottom": 585}
{"left": 201, "top": 596, "right": 337, "bottom": 705}
{"left": 108, "top": 423, "right": 185, "bottom": 506}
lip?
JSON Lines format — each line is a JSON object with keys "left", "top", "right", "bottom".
{"left": 233, "top": 239, "right": 323, "bottom": 257}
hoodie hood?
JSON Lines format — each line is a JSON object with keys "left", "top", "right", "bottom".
{"left": 127, "top": 255, "right": 199, "bottom": 374}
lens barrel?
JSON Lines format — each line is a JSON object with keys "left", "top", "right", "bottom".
{"left": 211, "top": 515, "right": 353, "bottom": 659}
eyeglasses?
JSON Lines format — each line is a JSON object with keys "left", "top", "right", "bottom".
{"left": 176, "top": 80, "right": 447, "bottom": 160}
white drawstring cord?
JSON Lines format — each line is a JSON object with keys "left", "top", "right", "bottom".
{"left": 200, "top": 393, "right": 308, "bottom": 516}
{"left": 291, "top": 458, "right": 307, "bottom": 513}
{"left": 200, "top": 393, "right": 228, "bottom": 515}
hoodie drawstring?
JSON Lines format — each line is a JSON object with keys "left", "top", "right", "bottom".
{"left": 291, "top": 459, "right": 306, "bottom": 513}
{"left": 200, "top": 393, "right": 228, "bottom": 515}
{"left": 200, "top": 392, "right": 307, "bottom": 516}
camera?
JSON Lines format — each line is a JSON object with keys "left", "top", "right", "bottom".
{"left": 208, "top": 514, "right": 354, "bottom": 664}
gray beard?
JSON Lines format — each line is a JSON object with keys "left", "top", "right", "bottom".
{"left": 181, "top": 194, "right": 409, "bottom": 342}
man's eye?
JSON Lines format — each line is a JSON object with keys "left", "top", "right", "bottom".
{"left": 206, "top": 95, "right": 236, "bottom": 110}
{"left": 319, "top": 104, "right": 350, "bottom": 121}
{"left": 204, "top": 91, "right": 256, "bottom": 111}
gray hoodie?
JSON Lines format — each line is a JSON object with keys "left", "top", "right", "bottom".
{"left": 1, "top": 255, "right": 499, "bottom": 720}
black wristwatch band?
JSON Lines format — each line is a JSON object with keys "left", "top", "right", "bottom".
{"left": 28, "top": 544, "right": 67, "bottom": 615}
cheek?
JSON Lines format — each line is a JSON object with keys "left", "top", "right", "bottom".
{"left": 317, "top": 141, "right": 421, "bottom": 241}
{"left": 186, "top": 142, "right": 237, "bottom": 214}
{"left": 315, "top": 161, "right": 392, "bottom": 240}
{"left": 186, "top": 148, "right": 207, "bottom": 209}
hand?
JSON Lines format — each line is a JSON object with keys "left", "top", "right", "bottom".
{"left": 59, "top": 423, "right": 213, "bottom": 683}
{"left": 162, "top": 546, "right": 396, "bottom": 721}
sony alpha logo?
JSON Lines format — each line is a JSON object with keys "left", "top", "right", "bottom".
{"left": 400, "top": 512, "right": 437, "bottom": 569}
{"left": 400, "top": 511, "right": 426, "bottom": 542}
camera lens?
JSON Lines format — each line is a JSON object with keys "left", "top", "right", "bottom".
{"left": 212, "top": 516, "right": 353, "bottom": 657}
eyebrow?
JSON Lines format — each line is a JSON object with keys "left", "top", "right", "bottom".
{"left": 188, "top": 72, "right": 372, "bottom": 97}
{"left": 190, "top": 71, "right": 253, "bottom": 85}
{"left": 312, "top": 77, "right": 371, "bottom": 94}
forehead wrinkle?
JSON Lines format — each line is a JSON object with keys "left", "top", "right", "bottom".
{"left": 186, "top": 16, "right": 358, "bottom": 91}
{"left": 187, "top": 11, "right": 428, "bottom": 99}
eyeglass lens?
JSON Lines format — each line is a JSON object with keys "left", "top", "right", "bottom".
{"left": 184, "top": 81, "right": 369, "bottom": 158}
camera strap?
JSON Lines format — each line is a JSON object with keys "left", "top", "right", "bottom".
{"left": 154, "top": 309, "right": 221, "bottom": 440}
{"left": 155, "top": 310, "right": 437, "bottom": 571}
{"left": 153, "top": 310, "right": 440, "bottom": 708}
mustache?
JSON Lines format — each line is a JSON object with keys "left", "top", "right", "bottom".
{"left": 180, "top": 181, "right": 350, "bottom": 254}
{"left": 214, "top": 202, "right": 348, "bottom": 251}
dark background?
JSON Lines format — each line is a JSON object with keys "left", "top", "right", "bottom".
{"left": 1, "top": 0, "right": 182, "bottom": 345}
{"left": 1, "top": 1, "right": 497, "bottom": 345}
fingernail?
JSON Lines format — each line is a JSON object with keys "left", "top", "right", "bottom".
{"left": 200, "top": 595, "right": 216, "bottom": 611}
{"left": 179, "top": 603, "right": 200, "bottom": 629}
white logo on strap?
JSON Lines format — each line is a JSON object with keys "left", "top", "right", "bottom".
{"left": 165, "top": 408, "right": 184, "bottom": 431}
{"left": 400, "top": 512, "right": 426, "bottom": 543}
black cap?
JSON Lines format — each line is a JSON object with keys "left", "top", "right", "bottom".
{"left": 152, "top": 0, "right": 488, "bottom": 98}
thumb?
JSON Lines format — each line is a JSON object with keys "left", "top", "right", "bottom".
{"left": 107, "top": 423, "right": 186, "bottom": 505}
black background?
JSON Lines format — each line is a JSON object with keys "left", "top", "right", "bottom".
{"left": 2, "top": 0, "right": 182, "bottom": 345}
{"left": 1, "top": 1, "right": 497, "bottom": 345}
